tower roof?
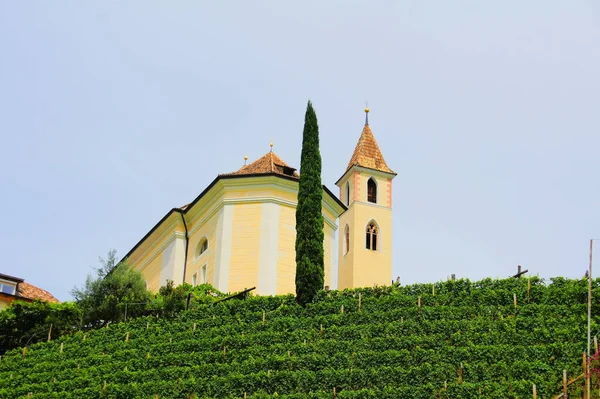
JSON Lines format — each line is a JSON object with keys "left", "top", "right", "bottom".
{"left": 223, "top": 151, "right": 299, "bottom": 178}
{"left": 345, "top": 123, "right": 394, "bottom": 175}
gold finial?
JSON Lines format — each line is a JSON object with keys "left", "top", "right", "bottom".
{"left": 364, "top": 105, "right": 370, "bottom": 125}
{"left": 364, "top": 107, "right": 370, "bottom": 113}
{"left": 270, "top": 141, "right": 274, "bottom": 152}
{"left": 244, "top": 155, "right": 248, "bottom": 165}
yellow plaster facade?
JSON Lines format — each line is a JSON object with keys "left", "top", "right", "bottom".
{"left": 123, "top": 114, "right": 395, "bottom": 295}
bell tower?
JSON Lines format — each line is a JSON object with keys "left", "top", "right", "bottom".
{"left": 336, "top": 108, "right": 396, "bottom": 289}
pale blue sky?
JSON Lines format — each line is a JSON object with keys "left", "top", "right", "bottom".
{"left": 1, "top": 2, "right": 599, "bottom": 301}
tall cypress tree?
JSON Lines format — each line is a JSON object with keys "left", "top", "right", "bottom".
{"left": 295, "top": 100, "right": 324, "bottom": 306}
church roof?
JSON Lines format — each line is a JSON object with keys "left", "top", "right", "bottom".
{"left": 222, "top": 151, "right": 299, "bottom": 179}
{"left": 345, "top": 123, "right": 394, "bottom": 175}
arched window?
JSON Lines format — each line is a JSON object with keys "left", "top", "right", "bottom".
{"left": 367, "top": 178, "right": 377, "bottom": 203}
{"left": 345, "top": 182, "right": 350, "bottom": 206}
{"left": 195, "top": 237, "right": 208, "bottom": 258}
{"left": 344, "top": 224, "right": 350, "bottom": 255}
{"left": 366, "top": 221, "right": 378, "bottom": 251}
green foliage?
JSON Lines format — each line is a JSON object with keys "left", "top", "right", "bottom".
{"left": 295, "top": 100, "right": 325, "bottom": 306}
{"left": 151, "top": 280, "right": 188, "bottom": 318}
{"left": 71, "top": 249, "right": 151, "bottom": 327}
{"left": 0, "top": 300, "right": 81, "bottom": 355}
{"left": 0, "top": 277, "right": 598, "bottom": 398}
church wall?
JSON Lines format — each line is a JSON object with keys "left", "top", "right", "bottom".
{"left": 276, "top": 205, "right": 296, "bottom": 295}
{"left": 350, "top": 204, "right": 392, "bottom": 287}
{"left": 227, "top": 203, "right": 262, "bottom": 293}
{"left": 186, "top": 207, "right": 220, "bottom": 288}
{"left": 257, "top": 202, "right": 280, "bottom": 295}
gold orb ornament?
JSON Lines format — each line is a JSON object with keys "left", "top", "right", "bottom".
{"left": 365, "top": 107, "right": 370, "bottom": 113}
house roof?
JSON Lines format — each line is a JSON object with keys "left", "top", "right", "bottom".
{"left": 0, "top": 273, "right": 24, "bottom": 283}
{"left": 222, "top": 151, "right": 299, "bottom": 178}
{"left": 345, "top": 123, "right": 395, "bottom": 175}
{"left": 17, "top": 282, "right": 59, "bottom": 303}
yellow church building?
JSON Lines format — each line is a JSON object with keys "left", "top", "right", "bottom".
{"left": 123, "top": 109, "right": 396, "bottom": 295}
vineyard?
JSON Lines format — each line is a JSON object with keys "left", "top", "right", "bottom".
{"left": 1, "top": 277, "right": 599, "bottom": 398}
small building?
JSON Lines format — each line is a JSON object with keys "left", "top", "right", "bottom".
{"left": 0, "top": 273, "right": 60, "bottom": 310}
{"left": 124, "top": 109, "right": 396, "bottom": 295}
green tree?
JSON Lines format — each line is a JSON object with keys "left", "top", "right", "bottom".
{"left": 295, "top": 100, "right": 324, "bottom": 306}
{"left": 71, "top": 249, "right": 150, "bottom": 327}
{"left": 0, "top": 300, "right": 81, "bottom": 354}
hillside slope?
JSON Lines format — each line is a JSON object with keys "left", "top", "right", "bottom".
{"left": 0, "top": 278, "right": 598, "bottom": 399}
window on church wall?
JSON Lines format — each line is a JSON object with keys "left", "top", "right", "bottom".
{"left": 344, "top": 224, "right": 350, "bottom": 255}
{"left": 366, "top": 222, "right": 378, "bottom": 251}
{"left": 195, "top": 237, "right": 208, "bottom": 258}
{"left": 192, "top": 273, "right": 197, "bottom": 287}
{"left": 201, "top": 265, "right": 207, "bottom": 284}
{"left": 345, "top": 182, "right": 350, "bottom": 206}
{"left": 367, "top": 178, "right": 377, "bottom": 203}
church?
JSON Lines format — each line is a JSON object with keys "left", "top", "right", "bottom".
{"left": 123, "top": 109, "right": 396, "bottom": 295}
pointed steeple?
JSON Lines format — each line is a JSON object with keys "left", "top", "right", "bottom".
{"left": 344, "top": 108, "right": 394, "bottom": 175}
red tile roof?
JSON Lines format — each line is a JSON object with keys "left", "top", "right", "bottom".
{"left": 346, "top": 124, "right": 394, "bottom": 174}
{"left": 222, "top": 151, "right": 299, "bottom": 178}
{"left": 17, "top": 282, "right": 59, "bottom": 303}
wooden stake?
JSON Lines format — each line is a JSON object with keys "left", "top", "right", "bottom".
{"left": 532, "top": 384, "right": 537, "bottom": 399}
{"left": 125, "top": 332, "right": 130, "bottom": 343}
{"left": 169, "top": 338, "right": 172, "bottom": 343}
{"left": 584, "top": 352, "right": 588, "bottom": 399}
{"left": 60, "top": 343, "right": 64, "bottom": 353}
{"left": 147, "top": 322, "right": 149, "bottom": 329}
{"left": 262, "top": 311, "right": 265, "bottom": 325}
{"left": 444, "top": 380, "right": 447, "bottom": 390}
{"left": 432, "top": 284, "right": 435, "bottom": 296}
{"left": 513, "top": 293, "right": 517, "bottom": 309}
{"left": 595, "top": 336, "right": 598, "bottom": 354}
{"left": 223, "top": 347, "right": 227, "bottom": 356}
{"left": 193, "top": 323, "right": 197, "bottom": 331}
{"left": 527, "top": 278, "right": 531, "bottom": 302}
{"left": 333, "top": 387, "right": 337, "bottom": 397}
{"left": 47, "top": 324, "right": 53, "bottom": 342}
{"left": 358, "top": 293, "right": 362, "bottom": 312}
{"left": 563, "top": 369, "right": 567, "bottom": 398}
{"left": 244, "top": 393, "right": 247, "bottom": 399}
{"left": 340, "top": 305, "right": 344, "bottom": 314}
{"left": 418, "top": 296, "right": 421, "bottom": 308}
{"left": 83, "top": 334, "right": 87, "bottom": 342}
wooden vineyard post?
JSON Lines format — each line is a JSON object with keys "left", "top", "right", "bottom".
{"left": 147, "top": 322, "right": 149, "bottom": 329}
{"left": 563, "top": 369, "right": 568, "bottom": 398}
{"left": 595, "top": 336, "right": 598, "bottom": 354}
{"left": 432, "top": 284, "right": 435, "bottom": 296}
{"left": 532, "top": 383, "right": 537, "bottom": 399}
{"left": 243, "top": 393, "right": 247, "bottom": 399}
{"left": 262, "top": 311, "right": 265, "bottom": 325}
{"left": 583, "top": 352, "right": 588, "bottom": 399}
{"left": 333, "top": 387, "right": 337, "bottom": 397}
{"left": 340, "top": 305, "right": 344, "bottom": 314}
{"left": 513, "top": 293, "right": 517, "bottom": 309}
{"left": 60, "top": 343, "right": 64, "bottom": 353}
{"left": 47, "top": 323, "right": 53, "bottom": 342}
{"left": 193, "top": 323, "right": 197, "bottom": 331}
{"left": 418, "top": 296, "right": 421, "bottom": 309}
{"left": 358, "top": 293, "right": 362, "bottom": 312}
{"left": 125, "top": 332, "right": 130, "bottom": 343}
{"left": 527, "top": 278, "right": 531, "bottom": 303}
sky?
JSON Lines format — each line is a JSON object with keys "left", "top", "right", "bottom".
{"left": 1, "top": 1, "right": 599, "bottom": 301}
